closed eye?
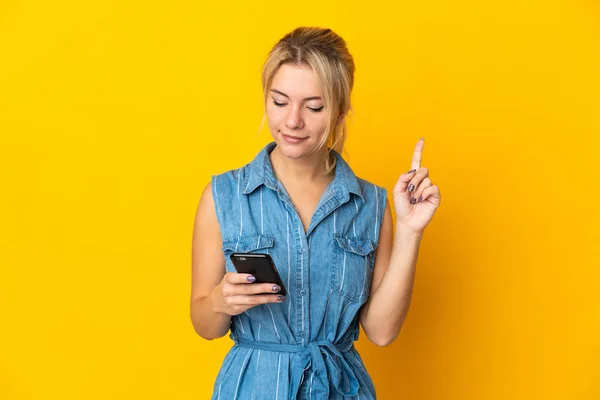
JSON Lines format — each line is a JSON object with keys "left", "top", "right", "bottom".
{"left": 272, "top": 98, "right": 324, "bottom": 113}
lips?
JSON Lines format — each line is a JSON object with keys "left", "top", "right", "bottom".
{"left": 285, "top": 135, "right": 306, "bottom": 140}
{"left": 282, "top": 133, "right": 306, "bottom": 139}
{"left": 279, "top": 131, "right": 307, "bottom": 144}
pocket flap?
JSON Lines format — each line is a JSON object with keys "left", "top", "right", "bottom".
{"left": 222, "top": 234, "right": 275, "bottom": 253}
{"left": 333, "top": 235, "right": 376, "bottom": 256}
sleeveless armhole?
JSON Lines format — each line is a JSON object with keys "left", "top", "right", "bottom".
{"left": 210, "top": 174, "right": 224, "bottom": 235}
{"left": 373, "top": 184, "right": 388, "bottom": 246}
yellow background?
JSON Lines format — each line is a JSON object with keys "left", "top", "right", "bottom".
{"left": 1, "top": 0, "right": 599, "bottom": 399}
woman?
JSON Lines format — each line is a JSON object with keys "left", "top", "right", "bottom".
{"left": 191, "top": 27, "right": 441, "bottom": 400}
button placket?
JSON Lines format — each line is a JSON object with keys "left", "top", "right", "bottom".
{"left": 281, "top": 188, "right": 313, "bottom": 345}
{"left": 297, "top": 226, "right": 310, "bottom": 345}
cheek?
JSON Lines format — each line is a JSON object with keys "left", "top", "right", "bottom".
{"left": 266, "top": 104, "right": 283, "bottom": 126}
{"left": 309, "top": 113, "right": 330, "bottom": 133}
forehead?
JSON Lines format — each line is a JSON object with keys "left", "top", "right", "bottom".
{"left": 271, "top": 63, "right": 322, "bottom": 98}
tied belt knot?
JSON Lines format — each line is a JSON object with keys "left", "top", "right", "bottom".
{"left": 234, "top": 337, "right": 359, "bottom": 399}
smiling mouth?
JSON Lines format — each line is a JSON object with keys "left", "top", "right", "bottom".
{"left": 281, "top": 133, "right": 308, "bottom": 140}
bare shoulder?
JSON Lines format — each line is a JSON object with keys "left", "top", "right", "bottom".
{"left": 190, "top": 180, "right": 226, "bottom": 302}
{"left": 197, "top": 180, "right": 216, "bottom": 219}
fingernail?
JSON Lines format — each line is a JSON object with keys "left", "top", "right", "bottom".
{"left": 420, "top": 138, "right": 424, "bottom": 141}
{"left": 408, "top": 183, "right": 415, "bottom": 192}
{"left": 247, "top": 276, "right": 256, "bottom": 283}
{"left": 407, "top": 169, "right": 416, "bottom": 174}
{"left": 278, "top": 295, "right": 286, "bottom": 302}
{"left": 272, "top": 285, "right": 281, "bottom": 292}
{"left": 418, "top": 195, "right": 423, "bottom": 203}
{"left": 410, "top": 197, "right": 416, "bottom": 205}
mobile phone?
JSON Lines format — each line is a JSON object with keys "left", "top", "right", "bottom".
{"left": 230, "top": 253, "right": 287, "bottom": 297}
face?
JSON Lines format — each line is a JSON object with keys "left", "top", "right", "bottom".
{"left": 266, "top": 63, "right": 332, "bottom": 160}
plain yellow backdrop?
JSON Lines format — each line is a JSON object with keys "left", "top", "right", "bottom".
{"left": 1, "top": 0, "right": 599, "bottom": 399}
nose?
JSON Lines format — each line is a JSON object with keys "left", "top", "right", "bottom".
{"left": 285, "top": 105, "right": 304, "bottom": 130}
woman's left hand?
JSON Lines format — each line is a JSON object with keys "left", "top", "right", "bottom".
{"left": 392, "top": 138, "right": 441, "bottom": 234}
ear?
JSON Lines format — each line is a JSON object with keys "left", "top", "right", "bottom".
{"left": 336, "top": 111, "right": 346, "bottom": 126}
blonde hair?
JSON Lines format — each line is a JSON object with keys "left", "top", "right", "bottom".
{"left": 260, "top": 27, "right": 355, "bottom": 175}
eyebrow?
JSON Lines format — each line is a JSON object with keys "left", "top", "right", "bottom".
{"left": 270, "top": 88, "right": 322, "bottom": 101}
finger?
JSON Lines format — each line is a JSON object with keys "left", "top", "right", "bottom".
{"left": 225, "top": 272, "right": 256, "bottom": 284}
{"left": 419, "top": 185, "right": 441, "bottom": 204}
{"left": 413, "top": 177, "right": 432, "bottom": 203}
{"left": 410, "top": 138, "right": 425, "bottom": 172}
{"left": 407, "top": 167, "right": 429, "bottom": 195}
{"left": 239, "top": 283, "right": 282, "bottom": 295}
{"left": 229, "top": 294, "right": 286, "bottom": 307}
{"left": 394, "top": 169, "right": 418, "bottom": 194}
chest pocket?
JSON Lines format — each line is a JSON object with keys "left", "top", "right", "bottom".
{"left": 221, "top": 234, "right": 275, "bottom": 273}
{"left": 331, "top": 234, "right": 377, "bottom": 302}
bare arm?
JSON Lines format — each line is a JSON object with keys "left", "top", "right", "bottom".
{"left": 360, "top": 138, "right": 440, "bottom": 346}
{"left": 190, "top": 181, "right": 232, "bottom": 339}
{"left": 190, "top": 181, "right": 285, "bottom": 340}
{"left": 359, "top": 199, "right": 423, "bottom": 347}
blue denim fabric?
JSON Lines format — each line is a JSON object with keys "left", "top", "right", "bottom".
{"left": 210, "top": 142, "right": 387, "bottom": 400}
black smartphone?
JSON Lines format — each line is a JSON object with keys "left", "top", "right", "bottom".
{"left": 230, "top": 253, "right": 287, "bottom": 297}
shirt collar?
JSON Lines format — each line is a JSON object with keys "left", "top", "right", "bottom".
{"left": 242, "top": 141, "right": 364, "bottom": 202}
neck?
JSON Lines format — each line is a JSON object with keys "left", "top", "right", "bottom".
{"left": 269, "top": 145, "right": 333, "bottom": 185}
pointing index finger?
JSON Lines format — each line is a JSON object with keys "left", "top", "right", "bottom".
{"left": 411, "top": 138, "right": 425, "bottom": 171}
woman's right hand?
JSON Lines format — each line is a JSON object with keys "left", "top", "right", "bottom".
{"left": 211, "top": 272, "right": 286, "bottom": 316}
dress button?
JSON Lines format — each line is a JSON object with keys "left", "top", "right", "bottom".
{"left": 299, "top": 289, "right": 306, "bottom": 296}
{"left": 299, "top": 248, "right": 306, "bottom": 253}
{"left": 300, "top": 331, "right": 306, "bottom": 338}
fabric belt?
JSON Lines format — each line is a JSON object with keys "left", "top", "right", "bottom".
{"left": 234, "top": 337, "right": 359, "bottom": 399}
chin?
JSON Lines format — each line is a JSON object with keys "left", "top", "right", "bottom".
{"left": 274, "top": 140, "right": 309, "bottom": 159}
{"left": 273, "top": 132, "right": 317, "bottom": 159}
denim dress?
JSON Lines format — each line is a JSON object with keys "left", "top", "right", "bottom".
{"left": 210, "top": 142, "right": 387, "bottom": 400}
